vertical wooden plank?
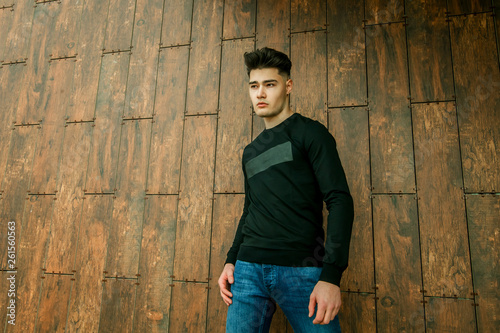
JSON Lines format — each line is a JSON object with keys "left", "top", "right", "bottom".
{"left": 0, "top": 270, "right": 13, "bottom": 329}
{"left": 425, "top": 297, "right": 476, "bottom": 332}
{"left": 338, "top": 292, "right": 377, "bottom": 333}
{"left": 329, "top": 108, "right": 373, "bottom": 293}
{"left": 99, "top": 279, "right": 137, "bottom": 333}
{"left": 450, "top": 14, "right": 500, "bottom": 192}
{"left": 67, "top": 195, "right": 112, "bottom": 333}
{"left": 48, "top": 0, "right": 83, "bottom": 58}
{"left": 85, "top": 52, "right": 130, "bottom": 193}
{"left": 185, "top": 0, "right": 223, "bottom": 115}
{"left": 290, "top": 31, "right": 328, "bottom": 125}
{"left": 44, "top": 122, "right": 92, "bottom": 273}
{"left": 103, "top": 0, "right": 136, "bottom": 52}
{"left": 133, "top": 196, "right": 177, "bottom": 332}
{"left": 122, "top": 0, "right": 163, "bottom": 118}
{"left": 161, "top": 0, "right": 193, "bottom": 46}
{"left": 169, "top": 282, "right": 208, "bottom": 332}
{"left": 365, "top": 0, "right": 405, "bottom": 25}
{"left": 373, "top": 194, "right": 425, "bottom": 331}
{"left": 147, "top": 46, "right": 188, "bottom": 194}
{"left": 0, "top": 8, "right": 14, "bottom": 62}
{"left": 174, "top": 115, "right": 217, "bottom": 281}
{"left": 466, "top": 194, "right": 500, "bottom": 332}
{"left": 413, "top": 102, "right": 472, "bottom": 297}
{"left": 207, "top": 194, "right": 243, "bottom": 332}
{"left": 223, "top": 0, "right": 256, "bottom": 39}
{"left": 327, "top": 0, "right": 367, "bottom": 107}
{"left": 447, "top": 0, "right": 492, "bottom": 15}
{"left": 366, "top": 23, "right": 414, "bottom": 193}
{"left": 215, "top": 39, "right": 253, "bottom": 193}
{"left": 36, "top": 275, "right": 72, "bottom": 333}
{"left": 0, "top": 0, "right": 35, "bottom": 62}
{"left": 106, "top": 119, "right": 151, "bottom": 277}
{"left": 407, "top": 0, "right": 454, "bottom": 102}
{"left": 255, "top": 0, "right": 289, "bottom": 51}
{"left": 291, "top": 0, "right": 326, "bottom": 32}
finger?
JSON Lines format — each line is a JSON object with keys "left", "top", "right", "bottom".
{"left": 227, "top": 271, "right": 234, "bottom": 284}
{"left": 220, "top": 286, "right": 233, "bottom": 298}
{"left": 313, "top": 304, "right": 326, "bottom": 324}
{"left": 320, "top": 307, "right": 333, "bottom": 325}
{"left": 220, "top": 290, "right": 232, "bottom": 305}
{"left": 308, "top": 295, "right": 316, "bottom": 318}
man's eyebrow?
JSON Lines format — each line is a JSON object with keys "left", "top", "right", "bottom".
{"left": 248, "top": 79, "right": 279, "bottom": 85}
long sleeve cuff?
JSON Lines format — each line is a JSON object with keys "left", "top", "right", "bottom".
{"left": 319, "top": 263, "right": 344, "bottom": 287}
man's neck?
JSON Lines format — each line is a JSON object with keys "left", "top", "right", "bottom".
{"left": 263, "top": 108, "right": 294, "bottom": 129}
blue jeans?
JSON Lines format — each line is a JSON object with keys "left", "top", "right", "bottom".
{"left": 226, "top": 261, "right": 341, "bottom": 333}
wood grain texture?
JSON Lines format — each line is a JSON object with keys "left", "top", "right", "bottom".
{"left": 255, "top": 0, "right": 289, "bottom": 52}
{"left": 291, "top": 0, "right": 326, "bottom": 32}
{"left": 269, "top": 306, "right": 290, "bottom": 333}
{"left": 329, "top": 108, "right": 373, "bottom": 292}
{"left": 122, "top": 0, "right": 163, "bottom": 118}
{"left": 215, "top": 39, "right": 253, "bottom": 193}
{"left": 169, "top": 282, "right": 208, "bottom": 332}
{"left": 407, "top": 0, "right": 454, "bottom": 102}
{"left": 0, "top": 0, "right": 34, "bottom": 62}
{"left": 106, "top": 119, "right": 151, "bottom": 277}
{"left": 366, "top": 23, "right": 414, "bottom": 193}
{"left": 338, "top": 292, "right": 376, "bottom": 333}
{"left": 450, "top": 14, "right": 500, "bottom": 193}
{"left": 425, "top": 297, "right": 476, "bottom": 332}
{"left": 413, "top": 102, "right": 472, "bottom": 298}
{"left": 48, "top": 0, "right": 83, "bottom": 58}
{"left": 466, "top": 194, "right": 500, "bottom": 332}
{"left": 103, "top": 0, "right": 136, "bottom": 51}
{"left": 365, "top": 0, "right": 405, "bottom": 25}
{"left": 85, "top": 52, "right": 129, "bottom": 193}
{"left": 290, "top": 31, "right": 328, "bottom": 125}
{"left": 36, "top": 275, "right": 72, "bottom": 333}
{"left": 99, "top": 279, "right": 136, "bottom": 333}
{"left": 67, "top": 195, "right": 112, "bottom": 333}
{"left": 161, "top": 0, "right": 193, "bottom": 46}
{"left": 147, "top": 46, "right": 188, "bottom": 194}
{"left": 174, "top": 115, "right": 217, "bottom": 281}
{"left": 0, "top": 8, "right": 14, "bottom": 62}
{"left": 223, "top": 0, "right": 255, "bottom": 39}
{"left": 44, "top": 122, "right": 91, "bottom": 273}
{"left": 207, "top": 194, "right": 243, "bottom": 332}
{"left": 327, "top": 0, "right": 367, "bottom": 107}
{"left": 447, "top": 0, "right": 492, "bottom": 15}
{"left": 373, "top": 194, "right": 425, "bottom": 332}
{"left": 185, "top": 0, "right": 223, "bottom": 115}
{"left": 133, "top": 195, "right": 177, "bottom": 332}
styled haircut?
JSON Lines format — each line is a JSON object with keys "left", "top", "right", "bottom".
{"left": 244, "top": 47, "right": 292, "bottom": 78}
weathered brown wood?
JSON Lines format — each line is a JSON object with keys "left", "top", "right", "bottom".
{"left": 338, "top": 292, "right": 376, "bottom": 332}
{"left": 466, "top": 194, "right": 500, "bottom": 332}
{"left": 122, "top": 0, "right": 163, "bottom": 118}
{"left": 425, "top": 297, "right": 476, "bottom": 332}
{"left": 269, "top": 306, "right": 289, "bottom": 332}
{"left": 185, "top": 0, "right": 223, "bottom": 115}
{"left": 447, "top": 0, "right": 491, "bottom": 15}
{"left": 327, "top": 0, "right": 367, "bottom": 107}
{"left": 207, "top": 194, "right": 243, "bottom": 332}
{"left": 373, "top": 194, "right": 425, "bottom": 331}
{"left": 365, "top": 0, "right": 405, "bottom": 25}
{"left": 223, "top": 0, "right": 256, "bottom": 39}
{"left": 161, "top": 0, "right": 193, "bottom": 46}
{"left": 48, "top": 0, "right": 82, "bottom": 58}
{"left": 0, "top": 8, "right": 14, "bottom": 62}
{"left": 36, "top": 275, "right": 72, "bottom": 333}
{"left": 413, "top": 102, "right": 472, "bottom": 297}
{"left": 169, "top": 282, "right": 208, "bottom": 332}
{"left": 44, "top": 122, "right": 92, "bottom": 273}
{"left": 67, "top": 195, "right": 112, "bottom": 333}
{"left": 147, "top": 46, "right": 188, "bottom": 194}
{"left": 0, "top": 270, "right": 12, "bottom": 329}
{"left": 255, "top": 0, "right": 289, "bottom": 51}
{"left": 174, "top": 115, "right": 217, "bottom": 281}
{"left": 290, "top": 31, "right": 328, "bottom": 125}
{"left": 5, "top": 195, "right": 53, "bottom": 333}
{"left": 106, "top": 119, "right": 150, "bottom": 277}
{"left": 366, "top": 23, "right": 414, "bottom": 193}
{"left": 407, "top": 0, "right": 454, "bottom": 102}
{"left": 329, "top": 108, "right": 373, "bottom": 293}
{"left": 85, "top": 52, "right": 129, "bottom": 193}
{"left": 0, "top": 0, "right": 34, "bottom": 62}
{"left": 99, "top": 279, "right": 136, "bottom": 333}
{"left": 103, "top": 0, "right": 136, "bottom": 52}
{"left": 291, "top": 0, "right": 326, "bottom": 32}
{"left": 450, "top": 14, "right": 500, "bottom": 193}
{"left": 215, "top": 39, "right": 254, "bottom": 193}
{"left": 66, "top": 0, "right": 109, "bottom": 121}
{"left": 133, "top": 195, "right": 177, "bottom": 332}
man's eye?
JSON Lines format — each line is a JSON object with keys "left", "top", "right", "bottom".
{"left": 267, "top": 83, "right": 274, "bottom": 87}
{"left": 250, "top": 85, "right": 257, "bottom": 89}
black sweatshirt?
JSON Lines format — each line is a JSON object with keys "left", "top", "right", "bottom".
{"left": 225, "top": 113, "right": 354, "bottom": 286}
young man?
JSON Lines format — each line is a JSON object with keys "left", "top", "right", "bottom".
{"left": 218, "top": 47, "right": 354, "bottom": 332}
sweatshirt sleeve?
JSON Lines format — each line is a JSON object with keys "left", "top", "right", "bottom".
{"left": 305, "top": 121, "right": 354, "bottom": 286}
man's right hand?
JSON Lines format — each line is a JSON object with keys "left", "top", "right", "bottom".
{"left": 218, "top": 263, "right": 235, "bottom": 306}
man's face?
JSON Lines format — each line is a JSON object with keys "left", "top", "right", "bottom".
{"left": 248, "top": 68, "right": 292, "bottom": 119}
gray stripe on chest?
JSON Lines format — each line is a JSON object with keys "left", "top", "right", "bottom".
{"left": 245, "top": 141, "right": 293, "bottom": 178}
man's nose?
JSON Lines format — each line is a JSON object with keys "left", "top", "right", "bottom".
{"left": 256, "top": 86, "right": 266, "bottom": 98}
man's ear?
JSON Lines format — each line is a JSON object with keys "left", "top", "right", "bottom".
{"left": 286, "top": 79, "right": 293, "bottom": 95}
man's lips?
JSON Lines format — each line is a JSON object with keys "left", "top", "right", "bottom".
{"left": 257, "top": 102, "right": 268, "bottom": 107}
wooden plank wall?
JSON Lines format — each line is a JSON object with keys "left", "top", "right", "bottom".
{"left": 0, "top": 0, "right": 498, "bottom": 332}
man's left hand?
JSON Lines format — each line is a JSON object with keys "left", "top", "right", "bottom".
{"left": 308, "top": 281, "right": 341, "bottom": 325}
